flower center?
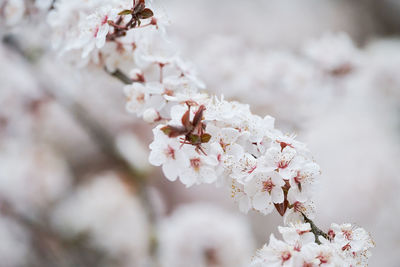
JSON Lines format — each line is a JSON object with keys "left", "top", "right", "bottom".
{"left": 136, "top": 93, "right": 145, "bottom": 103}
{"left": 342, "top": 229, "right": 353, "bottom": 240}
{"left": 278, "top": 160, "right": 289, "bottom": 169}
{"left": 165, "top": 145, "right": 175, "bottom": 160}
{"left": 281, "top": 251, "right": 291, "bottom": 262}
{"left": 328, "top": 229, "right": 336, "bottom": 239}
{"left": 317, "top": 253, "right": 329, "bottom": 264}
{"left": 190, "top": 158, "right": 201, "bottom": 171}
{"left": 262, "top": 178, "right": 275, "bottom": 193}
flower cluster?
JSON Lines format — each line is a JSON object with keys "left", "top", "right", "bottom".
{"left": 52, "top": 0, "right": 322, "bottom": 218}
{"left": 88, "top": 0, "right": 322, "bottom": 218}
{"left": 48, "top": 0, "right": 161, "bottom": 71}
{"left": 149, "top": 100, "right": 320, "bottom": 219}
{"left": 251, "top": 223, "right": 374, "bottom": 267}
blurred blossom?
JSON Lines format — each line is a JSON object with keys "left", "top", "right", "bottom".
{"left": 189, "top": 33, "right": 360, "bottom": 128}
{"left": 0, "top": 141, "right": 72, "bottom": 218}
{"left": 302, "top": 32, "right": 361, "bottom": 74}
{"left": 157, "top": 203, "right": 255, "bottom": 267}
{"left": 2, "top": 0, "right": 25, "bottom": 26}
{"left": 51, "top": 172, "right": 150, "bottom": 267}
{"left": 0, "top": 215, "right": 31, "bottom": 267}
{"left": 115, "top": 130, "right": 151, "bottom": 172}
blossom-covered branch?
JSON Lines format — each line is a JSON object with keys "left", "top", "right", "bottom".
{"left": 4, "top": 0, "right": 375, "bottom": 265}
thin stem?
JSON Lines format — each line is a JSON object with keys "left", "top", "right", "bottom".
{"left": 159, "top": 63, "right": 164, "bottom": 83}
{"left": 106, "top": 68, "right": 132, "bottom": 84}
{"left": 301, "top": 212, "right": 329, "bottom": 245}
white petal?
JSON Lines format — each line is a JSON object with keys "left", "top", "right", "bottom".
{"left": 253, "top": 192, "right": 272, "bottom": 212}
{"left": 200, "top": 167, "right": 217, "bottom": 184}
{"left": 238, "top": 195, "right": 251, "bottom": 213}
{"left": 179, "top": 170, "right": 197, "bottom": 187}
{"left": 162, "top": 162, "right": 179, "bottom": 181}
{"left": 148, "top": 150, "right": 165, "bottom": 166}
{"left": 271, "top": 187, "right": 284, "bottom": 203}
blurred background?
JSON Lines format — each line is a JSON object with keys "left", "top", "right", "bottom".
{"left": 1, "top": 0, "right": 400, "bottom": 266}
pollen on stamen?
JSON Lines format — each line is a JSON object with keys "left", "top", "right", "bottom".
{"left": 262, "top": 178, "right": 275, "bottom": 193}
{"left": 316, "top": 253, "right": 329, "bottom": 264}
{"left": 342, "top": 229, "right": 353, "bottom": 240}
{"left": 278, "top": 160, "right": 289, "bottom": 169}
{"left": 190, "top": 158, "right": 201, "bottom": 171}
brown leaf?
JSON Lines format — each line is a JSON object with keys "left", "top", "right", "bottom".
{"left": 118, "top": 9, "right": 132, "bottom": 15}
{"left": 192, "top": 105, "right": 206, "bottom": 128}
{"left": 201, "top": 133, "right": 211, "bottom": 143}
{"left": 133, "top": 2, "right": 145, "bottom": 14}
{"left": 274, "top": 200, "right": 288, "bottom": 217}
{"left": 181, "top": 109, "right": 191, "bottom": 130}
{"left": 161, "top": 125, "right": 186, "bottom": 138}
{"left": 138, "top": 8, "right": 154, "bottom": 19}
{"left": 188, "top": 134, "right": 200, "bottom": 144}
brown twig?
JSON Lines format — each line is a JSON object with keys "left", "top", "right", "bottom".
{"left": 301, "top": 212, "right": 329, "bottom": 244}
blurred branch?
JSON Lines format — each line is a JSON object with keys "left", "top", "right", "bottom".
{"left": 0, "top": 199, "right": 104, "bottom": 267}
{"left": 2, "top": 34, "right": 158, "bottom": 257}
{"left": 106, "top": 68, "right": 132, "bottom": 85}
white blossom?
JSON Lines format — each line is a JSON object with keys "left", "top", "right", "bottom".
{"left": 251, "top": 223, "right": 374, "bottom": 267}
{"left": 157, "top": 203, "right": 255, "bottom": 267}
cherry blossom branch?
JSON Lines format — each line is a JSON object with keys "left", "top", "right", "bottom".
{"left": 301, "top": 212, "right": 329, "bottom": 244}
{"left": 16, "top": 0, "right": 374, "bottom": 264}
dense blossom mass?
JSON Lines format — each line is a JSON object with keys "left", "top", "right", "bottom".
{"left": 0, "top": 0, "right": 377, "bottom": 266}
{"left": 45, "top": 0, "right": 322, "bottom": 219}
{"left": 251, "top": 223, "right": 374, "bottom": 267}
{"left": 43, "top": 0, "right": 322, "bottom": 219}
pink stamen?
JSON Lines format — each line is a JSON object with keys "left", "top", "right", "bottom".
{"left": 247, "top": 165, "right": 257, "bottom": 174}
{"left": 165, "top": 145, "right": 175, "bottom": 160}
{"left": 190, "top": 158, "right": 201, "bottom": 171}
{"left": 281, "top": 251, "right": 291, "bottom": 263}
{"left": 262, "top": 178, "right": 275, "bottom": 193}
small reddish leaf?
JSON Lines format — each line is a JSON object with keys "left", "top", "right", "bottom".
{"left": 274, "top": 200, "right": 288, "bottom": 217}
{"left": 134, "top": 2, "right": 145, "bottom": 13}
{"left": 192, "top": 105, "right": 206, "bottom": 128}
{"left": 161, "top": 125, "right": 186, "bottom": 138}
{"left": 118, "top": 9, "right": 132, "bottom": 15}
{"left": 188, "top": 134, "right": 200, "bottom": 144}
{"left": 181, "top": 109, "right": 191, "bottom": 130}
{"left": 201, "top": 133, "right": 211, "bottom": 143}
{"left": 138, "top": 8, "right": 154, "bottom": 19}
